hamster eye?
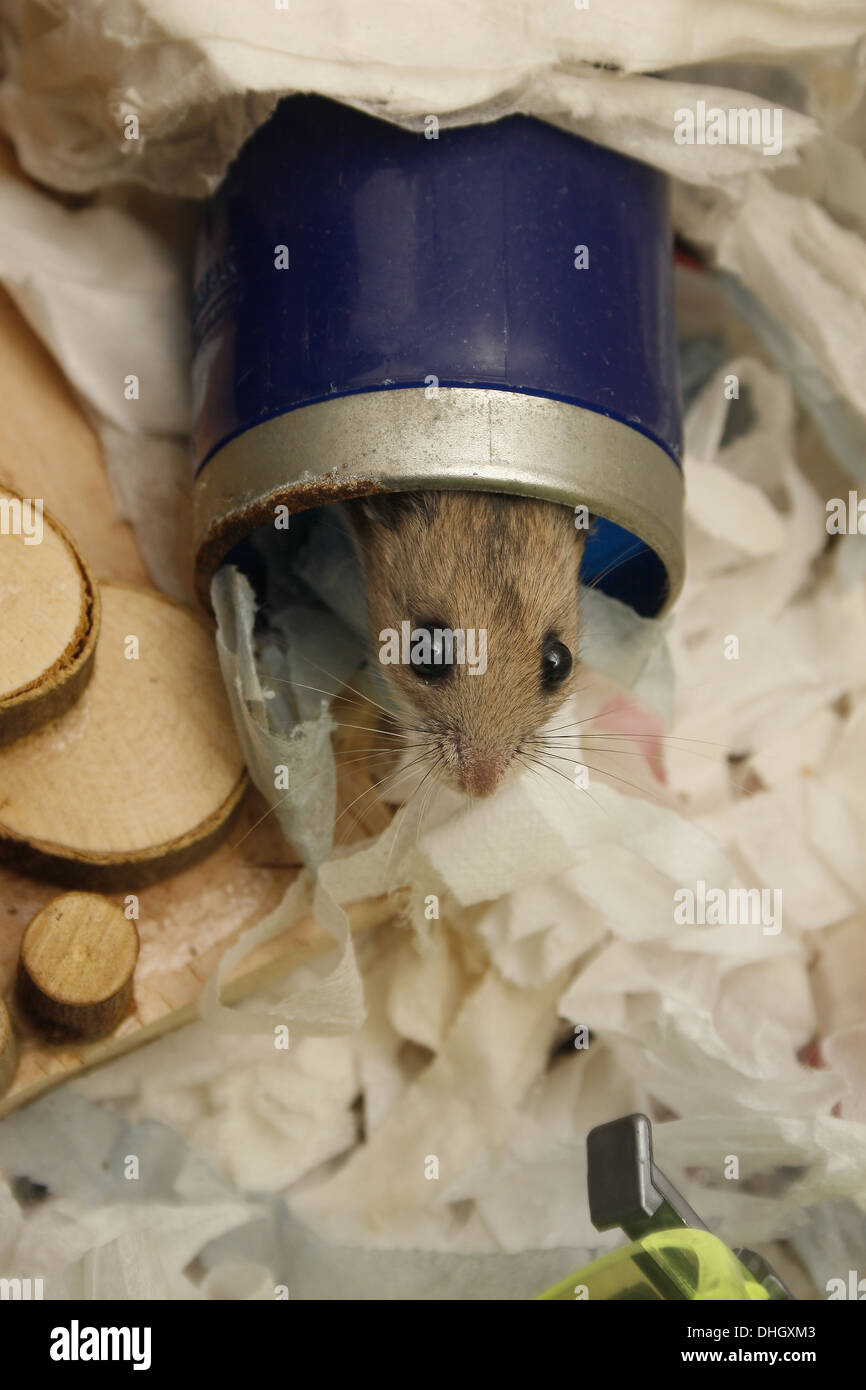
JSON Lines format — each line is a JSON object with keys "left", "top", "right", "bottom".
{"left": 410, "top": 621, "right": 454, "bottom": 682}
{"left": 541, "top": 637, "right": 572, "bottom": 688}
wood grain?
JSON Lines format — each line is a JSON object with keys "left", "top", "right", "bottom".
{"left": 0, "top": 582, "right": 248, "bottom": 887}
{"left": 17, "top": 893, "right": 140, "bottom": 1041}
{"left": 0, "top": 999, "right": 16, "bottom": 1096}
{"left": 0, "top": 483, "right": 100, "bottom": 745}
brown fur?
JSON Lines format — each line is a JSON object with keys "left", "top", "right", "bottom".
{"left": 345, "top": 490, "right": 585, "bottom": 797}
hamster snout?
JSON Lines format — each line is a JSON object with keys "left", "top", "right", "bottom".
{"left": 344, "top": 490, "right": 586, "bottom": 799}
{"left": 440, "top": 736, "right": 514, "bottom": 800}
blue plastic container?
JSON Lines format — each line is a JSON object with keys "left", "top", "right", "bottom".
{"left": 192, "top": 95, "right": 684, "bottom": 617}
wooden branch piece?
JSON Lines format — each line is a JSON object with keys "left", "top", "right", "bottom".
{"left": 17, "top": 892, "right": 139, "bottom": 1040}
{"left": 0, "top": 483, "right": 100, "bottom": 746}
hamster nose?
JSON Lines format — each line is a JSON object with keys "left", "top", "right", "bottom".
{"left": 460, "top": 750, "right": 511, "bottom": 798}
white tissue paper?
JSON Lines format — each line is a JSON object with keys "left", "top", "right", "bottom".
{"left": 1, "top": 0, "right": 865, "bottom": 1301}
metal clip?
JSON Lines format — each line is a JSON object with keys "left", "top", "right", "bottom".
{"left": 587, "top": 1114, "right": 794, "bottom": 1300}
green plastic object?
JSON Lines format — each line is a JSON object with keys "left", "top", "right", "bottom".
{"left": 535, "top": 1114, "right": 794, "bottom": 1301}
{"left": 537, "top": 1228, "right": 773, "bottom": 1302}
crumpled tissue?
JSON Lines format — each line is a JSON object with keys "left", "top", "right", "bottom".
{"left": 1, "top": 0, "right": 865, "bottom": 1300}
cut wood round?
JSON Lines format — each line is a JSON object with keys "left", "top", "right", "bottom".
{"left": 17, "top": 893, "right": 139, "bottom": 1041}
{"left": 0, "top": 482, "right": 100, "bottom": 746}
{"left": 0, "top": 582, "right": 248, "bottom": 889}
{"left": 0, "top": 999, "right": 17, "bottom": 1094}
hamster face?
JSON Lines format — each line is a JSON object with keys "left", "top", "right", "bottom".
{"left": 345, "top": 491, "right": 585, "bottom": 798}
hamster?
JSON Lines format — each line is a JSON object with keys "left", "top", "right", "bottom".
{"left": 344, "top": 490, "right": 586, "bottom": 799}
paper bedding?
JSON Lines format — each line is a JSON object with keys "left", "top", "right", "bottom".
{"left": 0, "top": 0, "right": 865, "bottom": 1298}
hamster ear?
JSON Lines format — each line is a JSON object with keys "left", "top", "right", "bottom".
{"left": 339, "top": 494, "right": 395, "bottom": 559}
{"left": 347, "top": 495, "right": 392, "bottom": 530}
{"left": 344, "top": 491, "right": 438, "bottom": 537}
{"left": 573, "top": 510, "right": 598, "bottom": 558}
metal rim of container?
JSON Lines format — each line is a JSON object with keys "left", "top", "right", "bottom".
{"left": 193, "top": 387, "right": 685, "bottom": 617}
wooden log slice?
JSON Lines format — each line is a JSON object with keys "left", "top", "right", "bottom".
{"left": 17, "top": 893, "right": 139, "bottom": 1041}
{"left": 0, "top": 583, "right": 247, "bottom": 888}
{"left": 0, "top": 483, "right": 100, "bottom": 746}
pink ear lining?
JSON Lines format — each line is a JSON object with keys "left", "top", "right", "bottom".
{"left": 593, "top": 696, "right": 667, "bottom": 786}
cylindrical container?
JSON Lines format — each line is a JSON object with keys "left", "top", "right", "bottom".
{"left": 192, "top": 96, "right": 683, "bottom": 617}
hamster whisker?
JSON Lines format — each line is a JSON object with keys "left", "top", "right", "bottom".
{"left": 230, "top": 788, "right": 295, "bottom": 852}
{"left": 231, "top": 744, "right": 436, "bottom": 855}
{"left": 514, "top": 753, "right": 545, "bottom": 787}
{"left": 336, "top": 743, "right": 433, "bottom": 756}
{"left": 516, "top": 751, "right": 609, "bottom": 817}
{"left": 527, "top": 736, "right": 756, "bottom": 796}
{"left": 338, "top": 763, "right": 439, "bottom": 863}
{"left": 533, "top": 729, "right": 729, "bottom": 750}
{"left": 540, "top": 709, "right": 634, "bottom": 735}
{"left": 383, "top": 758, "right": 443, "bottom": 888}
{"left": 580, "top": 538, "right": 648, "bottom": 594}
{"left": 194, "top": 660, "right": 400, "bottom": 726}
{"left": 267, "top": 675, "right": 405, "bottom": 725}
{"left": 527, "top": 732, "right": 733, "bottom": 769}
{"left": 515, "top": 750, "right": 565, "bottom": 796}
{"left": 414, "top": 767, "right": 443, "bottom": 851}
{"left": 382, "top": 798, "right": 414, "bottom": 887}
{"left": 334, "top": 747, "right": 434, "bottom": 771}
{"left": 193, "top": 660, "right": 408, "bottom": 732}
{"left": 528, "top": 733, "right": 717, "bottom": 767}
{"left": 552, "top": 737, "right": 728, "bottom": 766}
{"left": 260, "top": 673, "right": 353, "bottom": 700}
{"left": 529, "top": 748, "right": 665, "bottom": 804}
{"left": 331, "top": 721, "right": 427, "bottom": 740}
{"left": 333, "top": 750, "right": 439, "bottom": 836}
{"left": 298, "top": 654, "right": 404, "bottom": 726}
{"left": 515, "top": 750, "right": 597, "bottom": 820}
{"left": 529, "top": 741, "right": 667, "bottom": 763}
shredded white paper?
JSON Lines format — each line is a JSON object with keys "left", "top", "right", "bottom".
{"left": 0, "top": 0, "right": 865, "bottom": 1301}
